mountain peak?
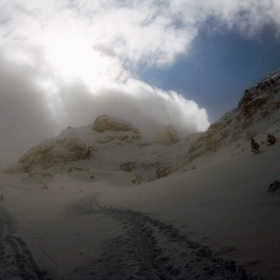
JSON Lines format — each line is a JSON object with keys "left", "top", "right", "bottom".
{"left": 92, "top": 115, "right": 140, "bottom": 134}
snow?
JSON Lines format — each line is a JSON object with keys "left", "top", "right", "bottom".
{"left": 1, "top": 74, "right": 280, "bottom": 279}
{"left": 1, "top": 132, "right": 280, "bottom": 279}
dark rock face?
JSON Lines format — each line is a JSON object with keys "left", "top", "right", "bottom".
{"left": 93, "top": 115, "right": 140, "bottom": 134}
{"left": 242, "top": 97, "right": 267, "bottom": 118}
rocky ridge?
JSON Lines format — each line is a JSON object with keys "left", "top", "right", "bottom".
{"left": 186, "top": 68, "right": 280, "bottom": 162}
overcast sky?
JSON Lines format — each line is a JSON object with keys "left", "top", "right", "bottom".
{"left": 1, "top": 0, "right": 280, "bottom": 168}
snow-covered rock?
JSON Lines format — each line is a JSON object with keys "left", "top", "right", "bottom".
{"left": 154, "top": 125, "right": 180, "bottom": 146}
{"left": 187, "top": 68, "right": 280, "bottom": 163}
{"left": 92, "top": 115, "right": 140, "bottom": 134}
{"left": 6, "top": 137, "right": 89, "bottom": 173}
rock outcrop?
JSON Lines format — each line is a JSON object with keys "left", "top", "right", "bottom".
{"left": 93, "top": 115, "right": 140, "bottom": 134}
{"left": 10, "top": 137, "right": 89, "bottom": 173}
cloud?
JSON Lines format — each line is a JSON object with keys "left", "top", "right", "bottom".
{"left": 0, "top": 47, "right": 58, "bottom": 168}
{"left": 0, "top": 44, "right": 209, "bottom": 168}
{"left": 3, "top": 0, "right": 280, "bottom": 69}
{"left": 55, "top": 78, "right": 209, "bottom": 136}
{"left": 170, "top": 0, "right": 280, "bottom": 37}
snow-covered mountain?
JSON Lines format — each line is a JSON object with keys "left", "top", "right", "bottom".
{"left": 4, "top": 69, "right": 280, "bottom": 184}
{"left": 4, "top": 115, "right": 196, "bottom": 183}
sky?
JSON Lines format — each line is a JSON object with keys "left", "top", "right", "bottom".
{"left": 1, "top": 0, "right": 280, "bottom": 168}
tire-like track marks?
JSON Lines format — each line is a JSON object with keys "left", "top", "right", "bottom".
{"left": 64, "top": 205, "right": 267, "bottom": 280}
{"left": 0, "top": 201, "right": 268, "bottom": 280}
{"left": 0, "top": 206, "right": 43, "bottom": 280}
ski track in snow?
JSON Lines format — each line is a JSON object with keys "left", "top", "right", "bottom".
{"left": 0, "top": 206, "right": 43, "bottom": 280}
{"left": 63, "top": 204, "right": 266, "bottom": 280}
{"left": 0, "top": 198, "right": 268, "bottom": 280}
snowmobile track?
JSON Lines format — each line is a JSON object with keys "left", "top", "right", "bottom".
{"left": 64, "top": 205, "right": 267, "bottom": 280}
{"left": 0, "top": 206, "right": 43, "bottom": 280}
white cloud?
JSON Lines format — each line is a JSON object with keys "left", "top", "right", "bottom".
{"left": 0, "top": 48, "right": 58, "bottom": 168}
{"left": 0, "top": 45, "right": 209, "bottom": 168}
{"left": 169, "top": 0, "right": 280, "bottom": 36}
{"left": 85, "top": 79, "right": 209, "bottom": 136}
{"left": 1, "top": 0, "right": 280, "bottom": 69}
